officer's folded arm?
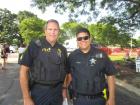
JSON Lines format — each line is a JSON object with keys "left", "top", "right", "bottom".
{"left": 19, "top": 65, "right": 35, "bottom": 105}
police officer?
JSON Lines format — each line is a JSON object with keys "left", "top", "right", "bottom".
{"left": 19, "top": 19, "right": 67, "bottom": 105}
{"left": 66, "top": 28, "right": 116, "bottom": 105}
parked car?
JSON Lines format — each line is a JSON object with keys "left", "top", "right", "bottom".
{"left": 63, "top": 38, "right": 77, "bottom": 53}
{"left": 9, "top": 45, "right": 17, "bottom": 53}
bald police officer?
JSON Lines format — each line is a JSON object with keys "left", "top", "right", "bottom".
{"left": 19, "top": 19, "right": 67, "bottom": 105}
{"left": 67, "top": 28, "right": 116, "bottom": 105}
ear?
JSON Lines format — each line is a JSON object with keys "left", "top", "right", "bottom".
{"left": 44, "top": 30, "right": 47, "bottom": 34}
{"left": 89, "top": 37, "right": 92, "bottom": 43}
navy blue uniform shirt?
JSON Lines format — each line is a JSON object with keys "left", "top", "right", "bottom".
{"left": 68, "top": 46, "right": 117, "bottom": 76}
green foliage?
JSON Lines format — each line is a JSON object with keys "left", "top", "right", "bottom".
{"left": 17, "top": 11, "right": 41, "bottom": 44}
{"left": 31, "top": 0, "right": 97, "bottom": 21}
{"left": 19, "top": 17, "right": 45, "bottom": 44}
{"left": 17, "top": 10, "right": 37, "bottom": 23}
{"left": 31, "top": 0, "right": 140, "bottom": 32}
{"left": 100, "top": 0, "right": 140, "bottom": 30}
{"left": 58, "top": 29, "right": 68, "bottom": 44}
{"left": 88, "top": 23, "right": 131, "bottom": 47}
{"left": 135, "top": 37, "right": 140, "bottom": 47}
{"left": 0, "top": 8, "right": 19, "bottom": 44}
{"left": 109, "top": 55, "right": 124, "bottom": 62}
{"left": 0, "top": 9, "right": 39, "bottom": 45}
{"left": 60, "top": 21, "right": 132, "bottom": 47}
{"left": 61, "top": 22, "right": 87, "bottom": 39}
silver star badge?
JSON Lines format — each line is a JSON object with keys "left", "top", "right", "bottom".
{"left": 90, "top": 58, "right": 96, "bottom": 65}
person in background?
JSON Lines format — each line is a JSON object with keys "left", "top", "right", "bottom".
{"left": 65, "top": 28, "right": 116, "bottom": 105}
{"left": 19, "top": 19, "right": 68, "bottom": 105}
{"left": 1, "top": 44, "right": 9, "bottom": 70}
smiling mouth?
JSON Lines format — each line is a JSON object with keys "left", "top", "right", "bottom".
{"left": 50, "top": 35, "right": 56, "bottom": 36}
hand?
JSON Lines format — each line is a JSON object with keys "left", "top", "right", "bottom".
{"left": 23, "top": 97, "right": 35, "bottom": 105}
{"left": 62, "top": 88, "right": 68, "bottom": 99}
{"left": 106, "top": 98, "right": 115, "bottom": 105}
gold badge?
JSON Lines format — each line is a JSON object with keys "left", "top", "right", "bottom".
{"left": 57, "top": 48, "right": 62, "bottom": 57}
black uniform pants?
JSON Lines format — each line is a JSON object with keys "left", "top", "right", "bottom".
{"left": 31, "top": 83, "right": 63, "bottom": 105}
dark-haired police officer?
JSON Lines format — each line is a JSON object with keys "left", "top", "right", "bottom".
{"left": 19, "top": 19, "right": 67, "bottom": 105}
{"left": 66, "top": 28, "right": 116, "bottom": 105}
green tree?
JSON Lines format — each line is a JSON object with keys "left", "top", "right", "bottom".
{"left": 0, "top": 8, "right": 19, "bottom": 44}
{"left": 31, "top": 0, "right": 97, "bottom": 21}
{"left": 17, "top": 11, "right": 39, "bottom": 44}
{"left": 100, "top": 0, "right": 140, "bottom": 30}
{"left": 88, "top": 23, "right": 131, "bottom": 47}
{"left": 58, "top": 29, "right": 68, "bottom": 44}
{"left": 136, "top": 37, "right": 140, "bottom": 47}
{"left": 19, "top": 17, "right": 45, "bottom": 44}
{"left": 61, "top": 21, "right": 87, "bottom": 39}
{"left": 31, "top": 0, "right": 140, "bottom": 31}
{"left": 17, "top": 10, "right": 37, "bottom": 23}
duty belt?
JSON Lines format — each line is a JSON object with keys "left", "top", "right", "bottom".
{"left": 75, "top": 92, "right": 103, "bottom": 99}
{"left": 34, "top": 81, "right": 63, "bottom": 88}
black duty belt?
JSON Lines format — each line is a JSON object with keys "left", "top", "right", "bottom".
{"left": 75, "top": 92, "right": 103, "bottom": 99}
{"left": 34, "top": 81, "right": 63, "bottom": 88}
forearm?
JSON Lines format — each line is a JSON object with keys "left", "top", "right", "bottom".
{"left": 19, "top": 65, "right": 31, "bottom": 99}
{"left": 107, "top": 75, "right": 115, "bottom": 100}
{"left": 63, "top": 73, "right": 72, "bottom": 88}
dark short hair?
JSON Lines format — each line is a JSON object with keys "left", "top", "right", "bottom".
{"left": 44, "top": 19, "right": 60, "bottom": 30}
{"left": 76, "top": 28, "right": 90, "bottom": 37}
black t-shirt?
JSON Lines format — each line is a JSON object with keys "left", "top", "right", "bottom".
{"left": 68, "top": 46, "right": 117, "bottom": 76}
{"left": 20, "top": 37, "right": 68, "bottom": 72}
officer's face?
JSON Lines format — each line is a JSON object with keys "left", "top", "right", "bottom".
{"left": 77, "top": 32, "right": 91, "bottom": 52}
{"left": 45, "top": 22, "right": 60, "bottom": 43}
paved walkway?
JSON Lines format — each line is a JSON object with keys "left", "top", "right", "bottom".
{"left": 0, "top": 53, "right": 23, "bottom": 105}
{"left": 115, "top": 63, "right": 140, "bottom": 96}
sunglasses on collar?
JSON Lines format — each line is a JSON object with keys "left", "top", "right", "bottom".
{"left": 77, "top": 36, "right": 90, "bottom": 41}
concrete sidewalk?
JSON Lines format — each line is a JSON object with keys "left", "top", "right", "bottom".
{"left": 116, "top": 78, "right": 140, "bottom": 96}
{"left": 115, "top": 63, "right": 140, "bottom": 96}
{"left": 0, "top": 53, "right": 23, "bottom": 105}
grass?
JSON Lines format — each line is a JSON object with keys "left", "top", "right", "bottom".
{"left": 109, "top": 54, "right": 136, "bottom": 64}
{"left": 109, "top": 55, "right": 124, "bottom": 63}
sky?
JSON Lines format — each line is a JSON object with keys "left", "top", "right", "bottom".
{"left": 0, "top": 0, "right": 69, "bottom": 25}
{"left": 0, "top": 0, "right": 139, "bottom": 38}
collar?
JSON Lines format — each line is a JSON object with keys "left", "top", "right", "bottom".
{"left": 42, "top": 36, "right": 59, "bottom": 48}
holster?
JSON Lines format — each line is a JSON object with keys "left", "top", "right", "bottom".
{"left": 28, "top": 71, "right": 34, "bottom": 90}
